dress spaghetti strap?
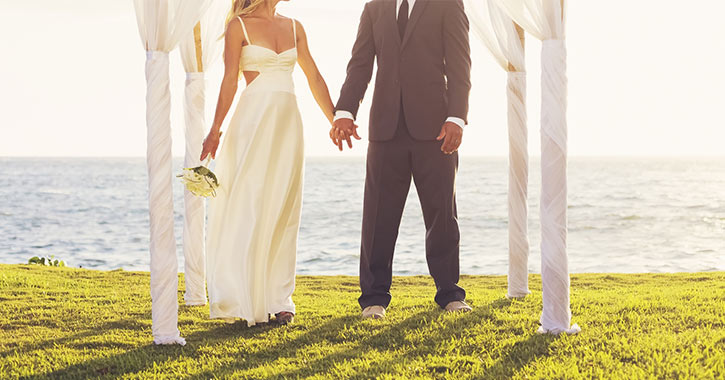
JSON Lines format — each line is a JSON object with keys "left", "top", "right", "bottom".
{"left": 237, "top": 16, "right": 251, "bottom": 44}
{"left": 292, "top": 19, "right": 297, "bottom": 48}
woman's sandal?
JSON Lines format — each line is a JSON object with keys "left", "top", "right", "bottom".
{"left": 275, "top": 311, "right": 295, "bottom": 325}
{"left": 222, "top": 317, "right": 236, "bottom": 324}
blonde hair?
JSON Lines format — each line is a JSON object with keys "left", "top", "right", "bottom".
{"left": 223, "top": 0, "right": 266, "bottom": 34}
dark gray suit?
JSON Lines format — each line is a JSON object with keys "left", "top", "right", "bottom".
{"left": 336, "top": 0, "right": 472, "bottom": 309}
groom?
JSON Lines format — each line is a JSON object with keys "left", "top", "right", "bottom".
{"left": 333, "top": 0, "right": 472, "bottom": 319}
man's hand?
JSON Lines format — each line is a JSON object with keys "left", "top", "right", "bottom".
{"left": 436, "top": 122, "right": 463, "bottom": 155}
{"left": 331, "top": 118, "right": 362, "bottom": 151}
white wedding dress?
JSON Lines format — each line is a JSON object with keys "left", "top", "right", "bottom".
{"left": 206, "top": 16, "right": 303, "bottom": 326}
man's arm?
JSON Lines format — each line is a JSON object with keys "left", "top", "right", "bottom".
{"left": 331, "top": 3, "right": 376, "bottom": 150}
{"left": 436, "top": 0, "right": 471, "bottom": 154}
{"left": 335, "top": 2, "right": 376, "bottom": 121}
{"left": 443, "top": 0, "right": 472, "bottom": 124}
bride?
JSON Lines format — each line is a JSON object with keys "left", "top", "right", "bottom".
{"left": 200, "top": 0, "right": 342, "bottom": 326}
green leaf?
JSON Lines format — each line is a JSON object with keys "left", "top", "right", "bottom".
{"left": 208, "top": 172, "right": 219, "bottom": 186}
{"left": 195, "top": 167, "right": 212, "bottom": 177}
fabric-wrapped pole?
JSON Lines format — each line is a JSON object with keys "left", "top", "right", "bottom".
{"left": 144, "top": 50, "right": 184, "bottom": 345}
{"left": 178, "top": 0, "right": 229, "bottom": 306}
{"left": 182, "top": 69, "right": 207, "bottom": 306}
{"left": 506, "top": 69, "right": 531, "bottom": 298}
{"left": 538, "top": 38, "right": 578, "bottom": 334}
{"left": 464, "top": 0, "right": 531, "bottom": 297}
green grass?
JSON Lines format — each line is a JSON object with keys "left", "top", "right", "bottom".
{"left": 0, "top": 264, "right": 723, "bottom": 379}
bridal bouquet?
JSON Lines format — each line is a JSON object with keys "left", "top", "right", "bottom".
{"left": 177, "top": 158, "right": 219, "bottom": 197}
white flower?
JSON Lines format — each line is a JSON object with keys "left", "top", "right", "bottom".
{"left": 177, "top": 164, "right": 219, "bottom": 197}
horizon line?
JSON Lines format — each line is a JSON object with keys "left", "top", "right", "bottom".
{"left": 2, "top": 155, "right": 724, "bottom": 159}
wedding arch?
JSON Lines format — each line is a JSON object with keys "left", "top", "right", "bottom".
{"left": 133, "top": 0, "right": 578, "bottom": 345}
{"left": 465, "top": 0, "right": 580, "bottom": 334}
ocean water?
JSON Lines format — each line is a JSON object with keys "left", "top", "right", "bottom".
{"left": 0, "top": 157, "right": 723, "bottom": 275}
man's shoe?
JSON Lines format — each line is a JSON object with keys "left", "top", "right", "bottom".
{"left": 362, "top": 305, "right": 386, "bottom": 319}
{"left": 445, "top": 300, "right": 472, "bottom": 313}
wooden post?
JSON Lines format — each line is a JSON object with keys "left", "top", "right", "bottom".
{"left": 193, "top": 22, "right": 203, "bottom": 72}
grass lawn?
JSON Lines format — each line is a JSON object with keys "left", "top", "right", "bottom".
{"left": 0, "top": 264, "right": 723, "bottom": 379}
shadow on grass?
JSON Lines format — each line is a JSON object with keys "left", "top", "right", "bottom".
{"left": 17, "top": 297, "right": 542, "bottom": 379}
{"left": 480, "top": 334, "right": 558, "bottom": 379}
{"left": 16, "top": 317, "right": 272, "bottom": 380}
{"left": 18, "top": 313, "right": 364, "bottom": 380}
{"left": 190, "top": 297, "right": 520, "bottom": 379}
{"left": 2, "top": 318, "right": 150, "bottom": 357}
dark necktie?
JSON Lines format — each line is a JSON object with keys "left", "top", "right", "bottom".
{"left": 398, "top": 0, "right": 409, "bottom": 39}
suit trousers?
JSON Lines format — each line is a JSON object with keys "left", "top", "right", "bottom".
{"left": 359, "top": 107, "right": 466, "bottom": 309}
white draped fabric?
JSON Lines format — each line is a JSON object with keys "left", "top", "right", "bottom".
{"left": 465, "top": 0, "right": 531, "bottom": 298}
{"left": 180, "top": 71, "right": 207, "bottom": 306}
{"left": 178, "top": 0, "right": 230, "bottom": 307}
{"left": 504, "top": 71, "right": 531, "bottom": 298}
{"left": 494, "top": 0, "right": 565, "bottom": 41}
{"left": 134, "top": 0, "right": 213, "bottom": 345}
{"left": 493, "top": 0, "right": 580, "bottom": 335}
{"left": 465, "top": 0, "right": 524, "bottom": 71}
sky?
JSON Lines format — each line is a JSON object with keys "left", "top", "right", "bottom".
{"left": 0, "top": 0, "right": 724, "bottom": 157}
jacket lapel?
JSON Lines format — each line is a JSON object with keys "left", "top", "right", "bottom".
{"left": 401, "top": 0, "right": 428, "bottom": 50}
{"left": 388, "top": 0, "right": 401, "bottom": 47}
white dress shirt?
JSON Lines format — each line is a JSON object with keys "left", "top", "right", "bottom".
{"left": 334, "top": 0, "right": 466, "bottom": 130}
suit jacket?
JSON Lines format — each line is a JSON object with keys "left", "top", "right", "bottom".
{"left": 336, "top": 0, "right": 472, "bottom": 141}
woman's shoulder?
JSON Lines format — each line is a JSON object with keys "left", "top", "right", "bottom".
{"left": 237, "top": 14, "right": 261, "bottom": 25}
{"left": 225, "top": 16, "right": 242, "bottom": 34}
{"left": 276, "top": 14, "right": 304, "bottom": 31}
{"left": 226, "top": 16, "right": 244, "bottom": 36}
{"left": 275, "top": 14, "right": 298, "bottom": 24}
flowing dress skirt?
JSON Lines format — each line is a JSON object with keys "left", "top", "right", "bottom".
{"left": 206, "top": 73, "right": 304, "bottom": 326}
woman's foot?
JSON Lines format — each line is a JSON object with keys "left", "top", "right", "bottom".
{"left": 275, "top": 311, "right": 294, "bottom": 325}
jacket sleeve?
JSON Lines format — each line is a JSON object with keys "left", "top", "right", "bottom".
{"left": 443, "top": 0, "right": 472, "bottom": 123}
{"left": 335, "top": 2, "right": 376, "bottom": 119}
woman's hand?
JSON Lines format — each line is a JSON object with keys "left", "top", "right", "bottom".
{"left": 329, "top": 127, "right": 343, "bottom": 151}
{"left": 200, "top": 130, "right": 222, "bottom": 161}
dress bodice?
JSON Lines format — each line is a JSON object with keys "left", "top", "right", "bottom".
{"left": 240, "top": 45, "right": 297, "bottom": 73}
{"left": 237, "top": 16, "right": 297, "bottom": 74}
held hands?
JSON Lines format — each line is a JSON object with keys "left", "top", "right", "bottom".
{"left": 437, "top": 122, "right": 463, "bottom": 155}
{"left": 327, "top": 119, "right": 461, "bottom": 153}
{"left": 330, "top": 118, "right": 361, "bottom": 151}
{"left": 200, "top": 129, "right": 222, "bottom": 161}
